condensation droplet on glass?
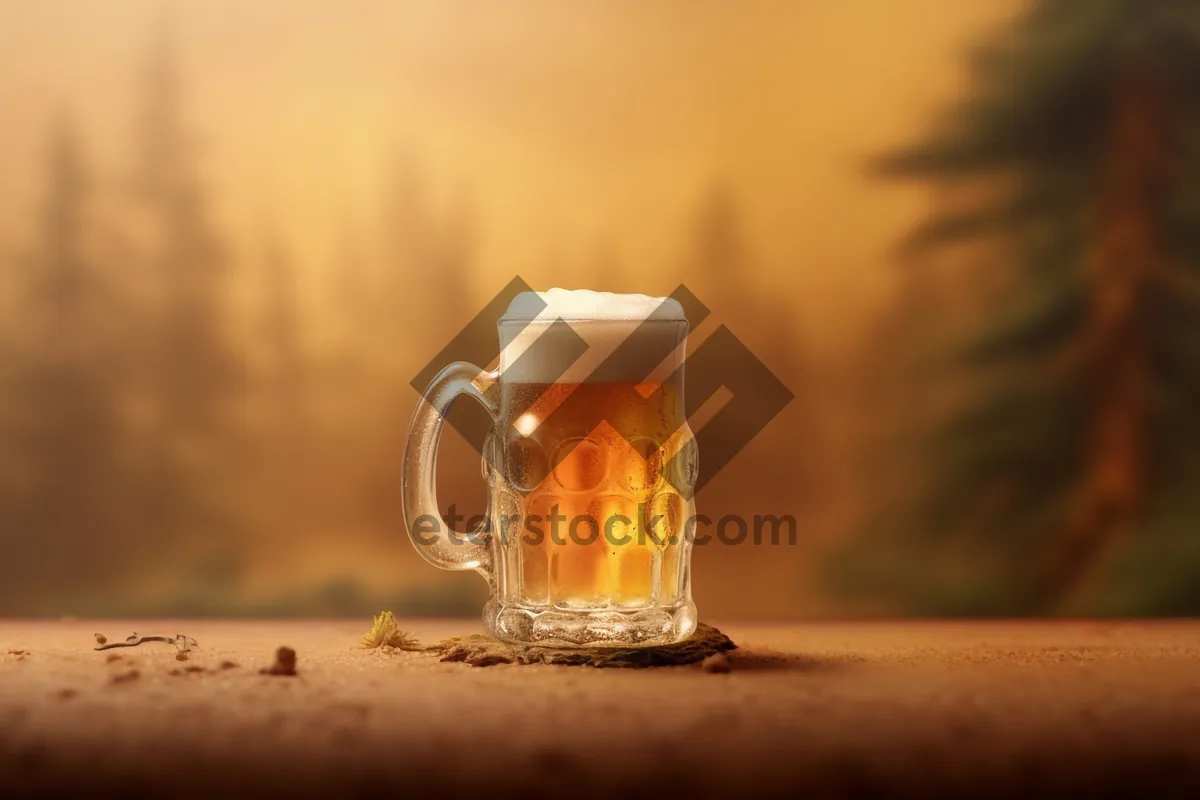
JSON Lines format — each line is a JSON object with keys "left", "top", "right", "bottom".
{"left": 551, "top": 437, "right": 608, "bottom": 493}
{"left": 506, "top": 436, "right": 549, "bottom": 493}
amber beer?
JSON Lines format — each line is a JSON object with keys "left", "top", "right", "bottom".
{"left": 491, "top": 379, "right": 696, "bottom": 610}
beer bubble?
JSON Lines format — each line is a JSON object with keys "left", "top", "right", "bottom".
{"left": 549, "top": 514, "right": 607, "bottom": 609}
{"left": 589, "top": 494, "right": 654, "bottom": 606}
{"left": 645, "top": 490, "right": 687, "bottom": 547}
{"left": 517, "top": 493, "right": 561, "bottom": 604}
{"left": 621, "top": 437, "right": 663, "bottom": 492}
{"left": 491, "top": 489, "right": 522, "bottom": 544}
{"left": 587, "top": 494, "right": 638, "bottom": 546}
{"left": 662, "top": 433, "right": 699, "bottom": 492}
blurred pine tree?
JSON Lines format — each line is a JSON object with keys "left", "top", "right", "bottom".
{"left": 124, "top": 24, "right": 246, "bottom": 570}
{"left": 850, "top": 0, "right": 1200, "bottom": 614}
{"left": 129, "top": 24, "right": 243, "bottom": 436}
{"left": 0, "top": 121, "right": 127, "bottom": 609}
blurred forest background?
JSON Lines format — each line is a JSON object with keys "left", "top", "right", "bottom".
{"left": 1, "top": 0, "right": 1198, "bottom": 618}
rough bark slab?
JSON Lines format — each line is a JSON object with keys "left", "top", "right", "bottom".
{"left": 434, "top": 622, "right": 736, "bottom": 667}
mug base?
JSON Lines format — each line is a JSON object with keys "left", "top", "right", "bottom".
{"left": 484, "top": 599, "right": 697, "bottom": 648}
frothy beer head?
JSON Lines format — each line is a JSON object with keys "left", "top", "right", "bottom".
{"left": 498, "top": 288, "right": 687, "bottom": 385}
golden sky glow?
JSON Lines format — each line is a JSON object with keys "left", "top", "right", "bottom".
{"left": 0, "top": 0, "right": 1019, "bottom": 348}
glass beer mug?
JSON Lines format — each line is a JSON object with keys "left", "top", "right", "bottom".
{"left": 403, "top": 289, "right": 698, "bottom": 646}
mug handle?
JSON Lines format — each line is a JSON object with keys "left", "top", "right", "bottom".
{"left": 402, "top": 361, "right": 500, "bottom": 577}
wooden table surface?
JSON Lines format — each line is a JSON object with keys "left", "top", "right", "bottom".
{"left": 2, "top": 619, "right": 1199, "bottom": 798}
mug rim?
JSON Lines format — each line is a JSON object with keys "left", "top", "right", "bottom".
{"left": 497, "top": 317, "right": 689, "bottom": 326}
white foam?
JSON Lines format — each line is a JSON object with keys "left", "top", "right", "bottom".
{"left": 498, "top": 288, "right": 687, "bottom": 383}
{"left": 501, "top": 288, "right": 684, "bottom": 322}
